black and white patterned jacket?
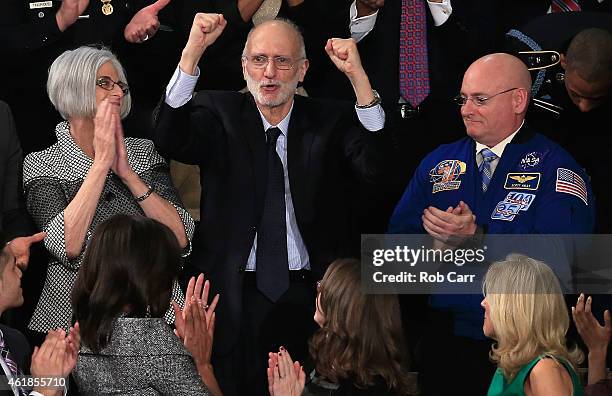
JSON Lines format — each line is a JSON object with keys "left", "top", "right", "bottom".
{"left": 23, "top": 121, "right": 194, "bottom": 332}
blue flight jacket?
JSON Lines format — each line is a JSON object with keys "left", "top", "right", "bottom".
{"left": 388, "top": 125, "right": 595, "bottom": 338}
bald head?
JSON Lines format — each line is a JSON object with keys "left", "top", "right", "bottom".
{"left": 460, "top": 53, "right": 532, "bottom": 147}
{"left": 466, "top": 53, "right": 532, "bottom": 93}
{"left": 243, "top": 18, "right": 306, "bottom": 59}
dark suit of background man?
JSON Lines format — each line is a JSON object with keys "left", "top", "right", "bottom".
{"left": 154, "top": 13, "right": 390, "bottom": 396}
{"left": 0, "top": 101, "right": 48, "bottom": 336}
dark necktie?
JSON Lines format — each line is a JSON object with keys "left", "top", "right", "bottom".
{"left": 551, "top": 0, "right": 581, "bottom": 12}
{"left": 256, "top": 127, "right": 289, "bottom": 302}
{"left": 0, "top": 332, "right": 27, "bottom": 396}
{"left": 399, "top": 0, "right": 430, "bottom": 107}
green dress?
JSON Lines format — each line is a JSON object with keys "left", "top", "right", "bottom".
{"left": 487, "top": 355, "right": 584, "bottom": 396}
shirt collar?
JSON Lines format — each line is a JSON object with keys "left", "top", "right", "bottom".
{"left": 475, "top": 120, "right": 524, "bottom": 159}
{"left": 258, "top": 101, "right": 294, "bottom": 136}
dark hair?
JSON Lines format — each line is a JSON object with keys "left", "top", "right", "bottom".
{"left": 72, "top": 214, "right": 181, "bottom": 352}
{"left": 309, "top": 259, "right": 415, "bottom": 395}
{"left": 566, "top": 28, "right": 612, "bottom": 83}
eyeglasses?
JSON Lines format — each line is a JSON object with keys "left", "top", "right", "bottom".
{"left": 453, "top": 87, "right": 519, "bottom": 106}
{"left": 96, "top": 76, "right": 129, "bottom": 94}
{"left": 243, "top": 55, "right": 305, "bottom": 70}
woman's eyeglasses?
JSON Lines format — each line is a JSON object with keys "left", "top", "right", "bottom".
{"left": 96, "top": 76, "right": 129, "bottom": 94}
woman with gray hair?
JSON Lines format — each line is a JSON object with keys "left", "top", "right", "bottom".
{"left": 482, "top": 254, "right": 583, "bottom": 396}
{"left": 23, "top": 46, "right": 194, "bottom": 333}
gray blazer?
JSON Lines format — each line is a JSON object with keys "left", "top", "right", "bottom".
{"left": 73, "top": 317, "right": 209, "bottom": 395}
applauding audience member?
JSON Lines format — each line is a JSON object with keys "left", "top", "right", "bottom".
{"left": 573, "top": 294, "right": 612, "bottom": 396}
{"left": 267, "top": 258, "right": 415, "bottom": 396}
{"left": 482, "top": 254, "right": 583, "bottom": 396}
{"left": 72, "top": 214, "right": 221, "bottom": 395}
{"left": 23, "top": 46, "right": 194, "bottom": 335}
{"left": 0, "top": 231, "right": 79, "bottom": 396}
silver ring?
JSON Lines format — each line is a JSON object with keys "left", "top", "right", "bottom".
{"left": 143, "top": 34, "right": 149, "bottom": 42}
{"left": 203, "top": 304, "right": 209, "bottom": 309}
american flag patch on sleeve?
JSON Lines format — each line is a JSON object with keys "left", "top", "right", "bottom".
{"left": 556, "top": 168, "right": 588, "bottom": 205}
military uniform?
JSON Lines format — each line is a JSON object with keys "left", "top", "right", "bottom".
{"left": 505, "top": 11, "right": 612, "bottom": 232}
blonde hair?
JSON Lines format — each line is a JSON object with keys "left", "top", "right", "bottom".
{"left": 483, "top": 254, "right": 582, "bottom": 381}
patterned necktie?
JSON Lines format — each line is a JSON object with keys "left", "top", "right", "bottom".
{"left": 551, "top": 0, "right": 581, "bottom": 12}
{"left": 256, "top": 127, "right": 289, "bottom": 302}
{"left": 399, "top": 0, "right": 430, "bottom": 108}
{"left": 0, "top": 332, "right": 27, "bottom": 396}
{"left": 479, "top": 148, "right": 498, "bottom": 192}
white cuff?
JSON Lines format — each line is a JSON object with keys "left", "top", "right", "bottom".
{"left": 165, "top": 66, "right": 201, "bottom": 108}
{"left": 356, "top": 104, "right": 385, "bottom": 132}
{"left": 349, "top": 1, "right": 378, "bottom": 42}
{"left": 427, "top": 0, "right": 452, "bottom": 26}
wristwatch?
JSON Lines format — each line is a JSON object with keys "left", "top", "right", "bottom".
{"left": 355, "top": 89, "right": 381, "bottom": 109}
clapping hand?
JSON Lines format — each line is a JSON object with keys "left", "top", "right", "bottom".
{"left": 56, "top": 0, "right": 89, "bottom": 32}
{"left": 109, "top": 112, "right": 134, "bottom": 181}
{"left": 422, "top": 201, "right": 478, "bottom": 247}
{"left": 93, "top": 98, "right": 118, "bottom": 171}
{"left": 172, "top": 274, "right": 222, "bottom": 395}
{"left": 124, "top": 0, "right": 171, "bottom": 43}
{"left": 173, "top": 274, "right": 219, "bottom": 344}
{"left": 30, "top": 325, "right": 81, "bottom": 396}
{"left": 267, "top": 347, "right": 306, "bottom": 396}
{"left": 572, "top": 294, "right": 611, "bottom": 384}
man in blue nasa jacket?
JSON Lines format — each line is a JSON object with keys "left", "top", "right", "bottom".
{"left": 388, "top": 53, "right": 595, "bottom": 395}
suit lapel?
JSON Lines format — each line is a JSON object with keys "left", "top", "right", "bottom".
{"left": 287, "top": 96, "right": 315, "bottom": 222}
{"left": 241, "top": 94, "right": 268, "bottom": 220}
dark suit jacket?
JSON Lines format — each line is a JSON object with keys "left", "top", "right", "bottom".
{"left": 354, "top": 0, "right": 489, "bottom": 105}
{"left": 0, "top": 101, "right": 34, "bottom": 240}
{"left": 154, "top": 91, "right": 389, "bottom": 353}
{"left": 0, "top": 324, "right": 31, "bottom": 395}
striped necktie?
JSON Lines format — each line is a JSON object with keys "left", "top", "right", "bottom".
{"left": 0, "top": 332, "right": 27, "bottom": 396}
{"left": 479, "top": 148, "right": 498, "bottom": 192}
{"left": 551, "top": 0, "right": 581, "bottom": 12}
{"left": 399, "top": 0, "right": 430, "bottom": 107}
